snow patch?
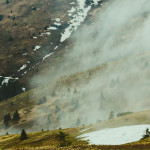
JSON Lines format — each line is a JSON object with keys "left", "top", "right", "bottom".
{"left": 1, "top": 76, "right": 18, "bottom": 85}
{"left": 47, "top": 26, "right": 57, "bottom": 30}
{"left": 34, "top": 45, "right": 41, "bottom": 51}
{"left": 42, "top": 52, "right": 54, "bottom": 61}
{"left": 79, "top": 125, "right": 150, "bottom": 145}
{"left": 22, "top": 87, "right": 26, "bottom": 92}
{"left": 46, "top": 32, "right": 51, "bottom": 35}
{"left": 55, "top": 18, "right": 61, "bottom": 22}
{"left": 80, "top": 127, "right": 92, "bottom": 132}
{"left": 54, "top": 22, "right": 61, "bottom": 26}
{"left": 68, "top": 7, "right": 76, "bottom": 13}
{"left": 2, "top": 78, "right": 10, "bottom": 85}
{"left": 18, "top": 64, "right": 27, "bottom": 72}
{"left": 60, "top": 1, "right": 91, "bottom": 42}
{"left": 33, "top": 36, "right": 37, "bottom": 39}
{"left": 70, "top": 2, "right": 76, "bottom": 5}
{"left": 22, "top": 53, "right": 27, "bottom": 56}
{"left": 54, "top": 46, "right": 59, "bottom": 51}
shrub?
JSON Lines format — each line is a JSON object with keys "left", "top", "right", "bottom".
{"left": 117, "top": 112, "right": 133, "bottom": 117}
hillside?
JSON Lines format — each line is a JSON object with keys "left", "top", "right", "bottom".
{"left": 1, "top": 0, "right": 150, "bottom": 149}
{"left": 1, "top": 48, "right": 150, "bottom": 134}
{"left": 0, "top": 125, "right": 150, "bottom": 150}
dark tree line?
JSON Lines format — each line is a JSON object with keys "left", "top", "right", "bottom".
{"left": 0, "top": 80, "right": 23, "bottom": 102}
{"left": 117, "top": 112, "right": 133, "bottom": 117}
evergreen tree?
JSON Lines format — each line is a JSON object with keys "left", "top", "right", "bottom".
{"left": 89, "top": 71, "right": 92, "bottom": 76}
{"left": 76, "top": 118, "right": 81, "bottom": 126}
{"left": 13, "top": 110, "right": 20, "bottom": 121}
{"left": 4, "top": 113, "right": 11, "bottom": 128}
{"left": 8, "top": 35, "right": 14, "bottom": 41}
{"left": 99, "top": 90, "right": 105, "bottom": 110}
{"left": 6, "top": 0, "right": 9, "bottom": 4}
{"left": 20, "top": 129, "right": 28, "bottom": 141}
{"left": 12, "top": 16, "right": 15, "bottom": 21}
{"left": 67, "top": 88, "right": 70, "bottom": 92}
{"left": 0, "top": 15, "right": 4, "bottom": 21}
{"left": 100, "top": 91, "right": 105, "bottom": 101}
{"left": 142, "top": 128, "right": 150, "bottom": 139}
{"left": 47, "top": 115, "right": 51, "bottom": 124}
{"left": 67, "top": 88, "right": 71, "bottom": 97}
{"left": 74, "top": 88, "right": 77, "bottom": 94}
{"left": 74, "top": 100, "right": 79, "bottom": 109}
{"left": 56, "top": 131, "right": 69, "bottom": 147}
{"left": 10, "top": 101, "right": 14, "bottom": 107}
{"left": 110, "top": 79, "right": 115, "bottom": 88}
{"left": 109, "top": 111, "right": 114, "bottom": 120}
{"left": 43, "top": 96, "right": 47, "bottom": 103}
{"left": 55, "top": 106, "right": 61, "bottom": 113}
{"left": 51, "top": 90, "right": 56, "bottom": 97}
{"left": 39, "top": 96, "right": 47, "bottom": 104}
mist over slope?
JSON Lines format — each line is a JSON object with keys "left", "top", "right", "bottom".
{"left": 32, "top": 0, "right": 150, "bottom": 112}
{"left": 1, "top": 0, "right": 150, "bottom": 134}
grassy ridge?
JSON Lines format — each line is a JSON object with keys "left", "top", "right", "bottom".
{"left": 0, "top": 128, "right": 88, "bottom": 150}
{"left": 1, "top": 127, "right": 150, "bottom": 150}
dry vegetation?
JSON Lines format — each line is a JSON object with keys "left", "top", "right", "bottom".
{"left": 0, "top": 128, "right": 88, "bottom": 150}
{"left": 1, "top": 127, "right": 150, "bottom": 150}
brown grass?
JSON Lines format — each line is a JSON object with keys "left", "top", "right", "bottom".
{"left": 1, "top": 127, "right": 150, "bottom": 150}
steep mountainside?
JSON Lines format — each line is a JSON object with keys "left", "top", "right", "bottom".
{"left": 0, "top": 0, "right": 104, "bottom": 83}
{"left": 0, "top": 0, "right": 106, "bottom": 103}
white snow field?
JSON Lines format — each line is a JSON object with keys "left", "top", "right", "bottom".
{"left": 79, "top": 125, "right": 150, "bottom": 145}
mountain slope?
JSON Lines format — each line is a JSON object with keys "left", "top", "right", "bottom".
{"left": 1, "top": 125, "right": 150, "bottom": 150}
